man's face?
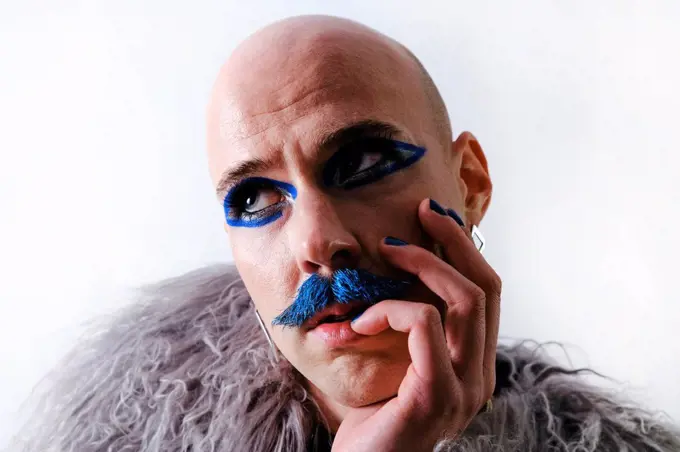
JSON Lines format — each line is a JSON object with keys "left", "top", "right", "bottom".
{"left": 207, "top": 23, "right": 468, "bottom": 407}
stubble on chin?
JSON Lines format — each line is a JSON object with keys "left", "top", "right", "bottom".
{"left": 304, "top": 333, "right": 412, "bottom": 408}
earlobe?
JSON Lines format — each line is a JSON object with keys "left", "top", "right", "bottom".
{"left": 453, "top": 131, "right": 493, "bottom": 227}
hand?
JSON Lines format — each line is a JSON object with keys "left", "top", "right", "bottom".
{"left": 330, "top": 198, "right": 502, "bottom": 452}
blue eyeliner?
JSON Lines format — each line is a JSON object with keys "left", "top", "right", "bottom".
{"left": 223, "top": 177, "right": 297, "bottom": 228}
{"left": 322, "top": 139, "right": 426, "bottom": 190}
{"left": 223, "top": 139, "right": 426, "bottom": 228}
{"left": 226, "top": 210, "right": 283, "bottom": 228}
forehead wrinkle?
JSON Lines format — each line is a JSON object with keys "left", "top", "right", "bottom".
{"left": 220, "top": 83, "right": 340, "bottom": 145}
{"left": 219, "top": 46, "right": 383, "bottom": 133}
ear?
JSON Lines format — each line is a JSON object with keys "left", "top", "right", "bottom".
{"left": 452, "top": 131, "right": 493, "bottom": 228}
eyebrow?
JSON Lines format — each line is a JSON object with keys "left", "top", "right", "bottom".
{"left": 317, "top": 119, "right": 401, "bottom": 153}
{"left": 215, "top": 119, "right": 402, "bottom": 200}
{"left": 215, "top": 157, "right": 277, "bottom": 200}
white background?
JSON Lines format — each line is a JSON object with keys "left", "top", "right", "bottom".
{"left": 1, "top": 0, "right": 679, "bottom": 446}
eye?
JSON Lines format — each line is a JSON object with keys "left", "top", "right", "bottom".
{"left": 322, "top": 138, "right": 426, "bottom": 190}
{"left": 243, "top": 189, "right": 284, "bottom": 213}
{"left": 354, "top": 152, "right": 383, "bottom": 173}
{"left": 335, "top": 150, "right": 385, "bottom": 184}
{"left": 223, "top": 177, "right": 296, "bottom": 228}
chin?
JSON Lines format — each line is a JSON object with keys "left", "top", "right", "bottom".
{"left": 309, "top": 344, "right": 412, "bottom": 408}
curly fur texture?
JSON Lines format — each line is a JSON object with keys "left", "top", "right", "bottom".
{"left": 440, "top": 346, "right": 680, "bottom": 451}
{"left": 7, "top": 264, "right": 680, "bottom": 452}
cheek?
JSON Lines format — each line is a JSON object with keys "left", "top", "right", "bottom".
{"left": 230, "top": 238, "right": 305, "bottom": 363}
{"left": 421, "top": 154, "right": 464, "bottom": 203}
{"left": 350, "top": 185, "right": 428, "bottom": 248}
{"left": 230, "top": 230, "right": 297, "bottom": 322}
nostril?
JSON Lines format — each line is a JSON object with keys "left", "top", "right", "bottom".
{"left": 301, "top": 260, "right": 321, "bottom": 275}
{"left": 331, "top": 249, "right": 357, "bottom": 268}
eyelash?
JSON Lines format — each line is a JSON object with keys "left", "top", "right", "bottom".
{"left": 223, "top": 139, "right": 426, "bottom": 228}
{"left": 322, "top": 138, "right": 426, "bottom": 190}
{"left": 223, "top": 178, "right": 295, "bottom": 228}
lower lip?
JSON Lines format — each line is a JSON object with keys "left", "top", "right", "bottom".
{"left": 309, "top": 320, "right": 364, "bottom": 347}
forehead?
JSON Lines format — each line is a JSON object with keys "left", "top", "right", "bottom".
{"left": 207, "top": 30, "right": 434, "bottom": 185}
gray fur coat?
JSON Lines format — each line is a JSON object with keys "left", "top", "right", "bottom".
{"left": 8, "top": 265, "right": 680, "bottom": 452}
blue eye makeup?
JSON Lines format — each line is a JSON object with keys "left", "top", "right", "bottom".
{"left": 223, "top": 137, "right": 424, "bottom": 227}
{"left": 322, "top": 138, "right": 426, "bottom": 190}
{"left": 223, "top": 177, "right": 297, "bottom": 228}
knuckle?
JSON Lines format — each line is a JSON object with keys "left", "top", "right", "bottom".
{"left": 469, "top": 286, "right": 486, "bottom": 304}
{"left": 486, "top": 272, "right": 502, "bottom": 295}
{"left": 417, "top": 303, "right": 441, "bottom": 328}
{"left": 457, "top": 286, "right": 486, "bottom": 317}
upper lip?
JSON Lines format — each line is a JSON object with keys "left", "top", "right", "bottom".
{"left": 304, "top": 300, "right": 368, "bottom": 330}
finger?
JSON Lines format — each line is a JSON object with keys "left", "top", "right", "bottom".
{"left": 351, "top": 300, "right": 454, "bottom": 388}
{"left": 377, "top": 240, "right": 486, "bottom": 381}
{"left": 418, "top": 199, "right": 486, "bottom": 280}
{"left": 419, "top": 198, "right": 502, "bottom": 402}
{"left": 418, "top": 198, "right": 497, "bottom": 294}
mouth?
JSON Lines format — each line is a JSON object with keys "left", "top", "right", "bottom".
{"left": 305, "top": 300, "right": 371, "bottom": 330}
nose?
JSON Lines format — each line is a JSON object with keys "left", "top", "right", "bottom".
{"left": 286, "top": 191, "right": 361, "bottom": 276}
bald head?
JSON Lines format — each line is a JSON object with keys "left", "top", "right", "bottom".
{"left": 207, "top": 15, "right": 451, "bottom": 173}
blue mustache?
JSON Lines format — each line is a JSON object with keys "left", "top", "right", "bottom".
{"left": 272, "top": 268, "right": 412, "bottom": 328}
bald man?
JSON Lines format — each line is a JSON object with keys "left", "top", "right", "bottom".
{"left": 11, "top": 15, "right": 680, "bottom": 452}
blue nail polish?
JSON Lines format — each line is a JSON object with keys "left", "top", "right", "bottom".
{"left": 384, "top": 236, "right": 408, "bottom": 246}
{"left": 429, "top": 199, "right": 447, "bottom": 216}
{"left": 446, "top": 208, "right": 465, "bottom": 227}
{"left": 351, "top": 311, "right": 363, "bottom": 322}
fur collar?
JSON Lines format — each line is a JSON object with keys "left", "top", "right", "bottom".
{"left": 9, "top": 265, "right": 680, "bottom": 452}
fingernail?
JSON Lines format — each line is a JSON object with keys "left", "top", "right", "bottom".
{"left": 429, "top": 199, "right": 447, "bottom": 216}
{"left": 446, "top": 208, "right": 465, "bottom": 227}
{"left": 384, "top": 236, "right": 408, "bottom": 246}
